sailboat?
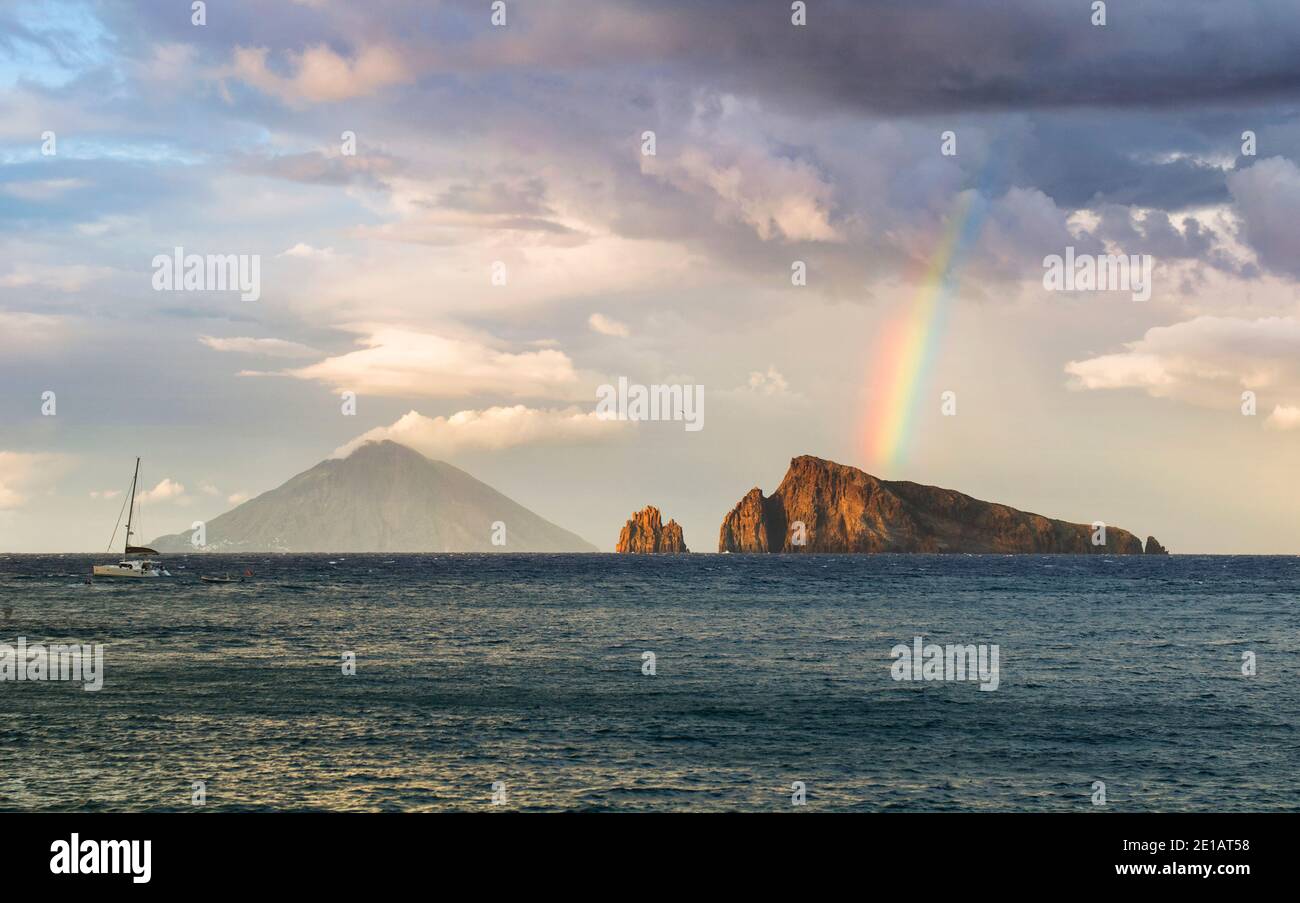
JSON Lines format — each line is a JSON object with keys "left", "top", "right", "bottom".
{"left": 93, "top": 458, "right": 170, "bottom": 579}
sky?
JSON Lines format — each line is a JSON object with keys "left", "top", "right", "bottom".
{"left": 1, "top": 0, "right": 1299, "bottom": 553}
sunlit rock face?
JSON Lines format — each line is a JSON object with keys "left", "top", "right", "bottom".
{"left": 719, "top": 455, "right": 1151, "bottom": 555}
{"left": 616, "top": 506, "right": 689, "bottom": 553}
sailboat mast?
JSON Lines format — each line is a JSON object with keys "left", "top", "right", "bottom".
{"left": 125, "top": 457, "right": 140, "bottom": 554}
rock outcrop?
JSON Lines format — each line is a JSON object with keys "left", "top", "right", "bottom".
{"left": 719, "top": 456, "right": 1162, "bottom": 555}
{"left": 1144, "top": 535, "right": 1169, "bottom": 555}
{"left": 717, "top": 488, "right": 782, "bottom": 553}
{"left": 616, "top": 506, "right": 689, "bottom": 553}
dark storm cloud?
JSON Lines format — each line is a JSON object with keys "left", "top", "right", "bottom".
{"left": 14, "top": 0, "right": 1300, "bottom": 296}
{"left": 96, "top": 0, "right": 1299, "bottom": 117}
{"left": 1001, "top": 115, "right": 1234, "bottom": 210}
{"left": 445, "top": 0, "right": 1300, "bottom": 115}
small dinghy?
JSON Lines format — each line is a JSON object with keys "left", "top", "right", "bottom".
{"left": 200, "top": 575, "right": 237, "bottom": 584}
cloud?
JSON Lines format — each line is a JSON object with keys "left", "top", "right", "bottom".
{"left": 0, "top": 265, "right": 111, "bottom": 292}
{"left": 200, "top": 336, "right": 320, "bottom": 357}
{"left": 75, "top": 216, "right": 140, "bottom": 238}
{"left": 284, "top": 327, "right": 587, "bottom": 399}
{"left": 334, "top": 406, "right": 629, "bottom": 459}
{"left": 588, "top": 313, "right": 629, "bottom": 337}
{"left": 435, "top": 178, "right": 553, "bottom": 216}
{"left": 0, "top": 452, "right": 66, "bottom": 510}
{"left": 137, "top": 478, "right": 186, "bottom": 504}
{"left": 1065, "top": 316, "right": 1300, "bottom": 412}
{"left": 235, "top": 149, "right": 402, "bottom": 188}
{"left": 1265, "top": 405, "right": 1300, "bottom": 431}
{"left": 136, "top": 42, "right": 199, "bottom": 87}
{"left": 227, "top": 491, "right": 252, "bottom": 505}
{"left": 279, "top": 243, "right": 336, "bottom": 260}
{"left": 89, "top": 489, "right": 122, "bottom": 500}
{"left": 642, "top": 145, "right": 842, "bottom": 242}
{"left": 0, "top": 178, "right": 89, "bottom": 200}
{"left": 472, "top": 0, "right": 1300, "bottom": 115}
{"left": 0, "top": 311, "right": 65, "bottom": 350}
{"left": 1226, "top": 157, "right": 1300, "bottom": 278}
{"left": 745, "top": 366, "right": 791, "bottom": 396}
{"left": 221, "top": 43, "right": 410, "bottom": 105}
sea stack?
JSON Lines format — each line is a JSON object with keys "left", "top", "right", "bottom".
{"left": 1144, "top": 536, "right": 1169, "bottom": 555}
{"left": 719, "top": 455, "right": 1152, "bottom": 554}
{"left": 616, "top": 506, "right": 689, "bottom": 553}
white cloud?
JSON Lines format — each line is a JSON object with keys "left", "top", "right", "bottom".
{"left": 221, "top": 44, "right": 410, "bottom": 105}
{"left": 0, "top": 452, "right": 67, "bottom": 510}
{"left": 279, "top": 243, "right": 336, "bottom": 260}
{"left": 0, "top": 178, "right": 89, "bottom": 201}
{"left": 227, "top": 491, "right": 252, "bottom": 505}
{"left": 588, "top": 313, "right": 629, "bottom": 337}
{"left": 746, "top": 366, "right": 791, "bottom": 396}
{"left": 285, "top": 327, "right": 587, "bottom": 399}
{"left": 137, "top": 478, "right": 186, "bottom": 504}
{"left": 75, "top": 216, "right": 140, "bottom": 237}
{"left": 1065, "top": 316, "right": 1300, "bottom": 412}
{"left": 334, "top": 406, "right": 629, "bottom": 459}
{"left": 0, "top": 265, "right": 110, "bottom": 292}
{"left": 90, "top": 489, "right": 122, "bottom": 500}
{"left": 200, "top": 335, "right": 320, "bottom": 357}
{"left": 1064, "top": 352, "right": 1174, "bottom": 392}
{"left": 1265, "top": 405, "right": 1300, "bottom": 431}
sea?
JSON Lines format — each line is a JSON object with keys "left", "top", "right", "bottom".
{"left": 1, "top": 553, "right": 1296, "bottom": 812}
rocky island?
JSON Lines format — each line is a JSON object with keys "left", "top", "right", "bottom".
{"left": 719, "top": 456, "right": 1165, "bottom": 554}
{"left": 616, "top": 506, "right": 689, "bottom": 553}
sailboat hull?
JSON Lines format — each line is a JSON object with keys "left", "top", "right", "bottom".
{"left": 93, "top": 564, "right": 167, "bottom": 578}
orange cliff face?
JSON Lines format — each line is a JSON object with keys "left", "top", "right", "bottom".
{"left": 719, "top": 456, "right": 1164, "bottom": 555}
{"left": 616, "top": 506, "right": 689, "bottom": 553}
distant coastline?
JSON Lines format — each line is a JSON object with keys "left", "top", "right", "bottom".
{"left": 69, "top": 441, "right": 1179, "bottom": 557}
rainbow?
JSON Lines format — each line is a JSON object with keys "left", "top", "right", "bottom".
{"left": 862, "top": 189, "right": 989, "bottom": 472}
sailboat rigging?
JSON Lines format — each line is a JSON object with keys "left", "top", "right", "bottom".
{"left": 92, "top": 458, "right": 170, "bottom": 579}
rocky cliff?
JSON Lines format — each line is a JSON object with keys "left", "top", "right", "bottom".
{"left": 719, "top": 456, "right": 1163, "bottom": 554}
{"left": 616, "top": 506, "right": 689, "bottom": 553}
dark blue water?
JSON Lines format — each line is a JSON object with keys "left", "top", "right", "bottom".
{"left": 1, "top": 553, "right": 1296, "bottom": 811}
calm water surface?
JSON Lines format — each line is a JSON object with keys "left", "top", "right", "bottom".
{"left": 1, "top": 553, "right": 1297, "bottom": 811}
